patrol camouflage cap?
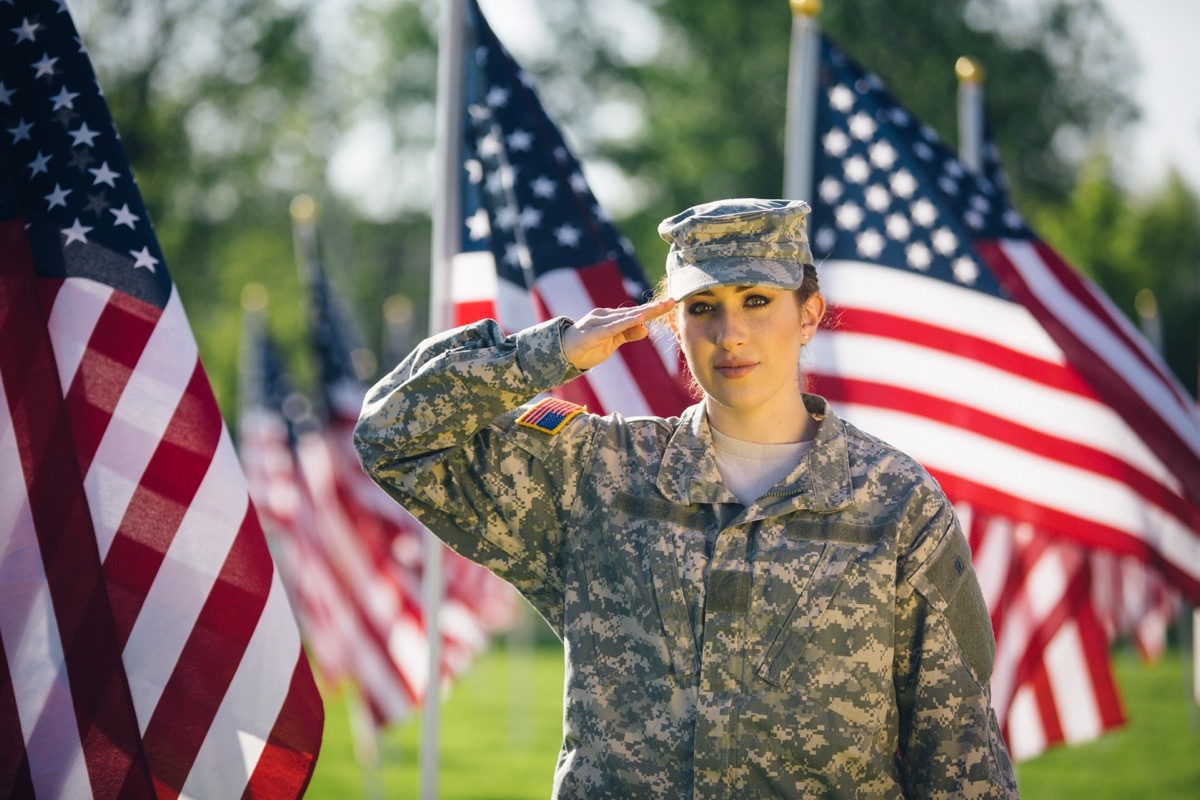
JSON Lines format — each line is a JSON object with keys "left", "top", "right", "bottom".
{"left": 658, "top": 198, "right": 813, "bottom": 301}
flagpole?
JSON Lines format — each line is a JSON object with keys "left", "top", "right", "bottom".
{"left": 783, "top": 0, "right": 822, "bottom": 201}
{"left": 955, "top": 57, "right": 985, "bottom": 173}
{"left": 427, "top": 0, "right": 467, "bottom": 796}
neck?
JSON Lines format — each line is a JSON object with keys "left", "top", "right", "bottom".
{"left": 704, "top": 396, "right": 816, "bottom": 444}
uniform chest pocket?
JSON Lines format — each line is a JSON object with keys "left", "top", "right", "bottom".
{"left": 756, "top": 519, "right": 894, "bottom": 728}
{"left": 573, "top": 493, "right": 703, "bottom": 685}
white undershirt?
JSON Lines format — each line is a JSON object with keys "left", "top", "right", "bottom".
{"left": 709, "top": 426, "right": 814, "bottom": 506}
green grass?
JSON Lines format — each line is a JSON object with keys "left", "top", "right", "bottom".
{"left": 306, "top": 638, "right": 1199, "bottom": 798}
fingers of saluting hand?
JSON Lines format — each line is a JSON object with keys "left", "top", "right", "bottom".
{"left": 562, "top": 298, "right": 675, "bottom": 371}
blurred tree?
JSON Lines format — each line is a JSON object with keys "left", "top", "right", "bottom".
{"left": 604, "top": 0, "right": 1138, "bottom": 272}
{"left": 76, "top": 0, "right": 1176, "bottom": 411}
{"left": 1035, "top": 157, "right": 1200, "bottom": 395}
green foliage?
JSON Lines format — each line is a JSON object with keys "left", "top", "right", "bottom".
{"left": 72, "top": 0, "right": 1198, "bottom": 410}
{"left": 1034, "top": 157, "right": 1200, "bottom": 395}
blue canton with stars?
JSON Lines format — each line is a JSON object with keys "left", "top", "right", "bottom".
{"left": 459, "top": 0, "right": 651, "bottom": 298}
{"left": 809, "top": 35, "right": 1034, "bottom": 299}
{"left": 1, "top": 0, "right": 171, "bottom": 309}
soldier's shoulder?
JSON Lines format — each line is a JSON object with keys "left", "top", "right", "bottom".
{"left": 840, "top": 417, "right": 946, "bottom": 500}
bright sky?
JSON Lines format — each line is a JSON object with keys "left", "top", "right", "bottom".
{"left": 1015, "top": 0, "right": 1200, "bottom": 195}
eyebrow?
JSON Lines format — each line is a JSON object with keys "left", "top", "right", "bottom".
{"left": 689, "top": 285, "right": 759, "bottom": 299}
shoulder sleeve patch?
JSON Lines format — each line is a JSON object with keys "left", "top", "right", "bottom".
{"left": 516, "top": 397, "right": 586, "bottom": 435}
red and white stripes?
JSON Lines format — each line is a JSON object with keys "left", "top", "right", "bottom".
{"left": 2, "top": 231, "right": 321, "bottom": 798}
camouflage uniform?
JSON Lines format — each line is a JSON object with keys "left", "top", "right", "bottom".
{"left": 356, "top": 316, "right": 1019, "bottom": 799}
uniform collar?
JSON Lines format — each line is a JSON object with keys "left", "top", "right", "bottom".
{"left": 654, "top": 395, "right": 854, "bottom": 516}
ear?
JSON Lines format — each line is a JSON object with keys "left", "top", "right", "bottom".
{"left": 800, "top": 292, "right": 826, "bottom": 343}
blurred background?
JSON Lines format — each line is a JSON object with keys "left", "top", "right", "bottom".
{"left": 65, "top": 0, "right": 1199, "bottom": 795}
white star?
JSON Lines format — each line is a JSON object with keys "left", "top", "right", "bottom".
{"left": 848, "top": 111, "right": 877, "bottom": 142}
{"left": 27, "top": 150, "right": 51, "bottom": 176}
{"left": 0, "top": 81, "right": 13, "bottom": 105}
{"left": 485, "top": 86, "right": 509, "bottom": 108}
{"left": 1003, "top": 209, "right": 1024, "bottom": 230}
{"left": 129, "top": 246, "right": 159, "bottom": 272}
{"left": 969, "top": 194, "right": 991, "bottom": 213}
{"left": 910, "top": 198, "right": 937, "bottom": 227}
{"left": 507, "top": 129, "right": 533, "bottom": 151}
{"left": 44, "top": 183, "right": 71, "bottom": 209}
{"left": 828, "top": 85, "right": 854, "bottom": 112}
{"left": 932, "top": 227, "right": 958, "bottom": 256}
{"left": 823, "top": 129, "right": 850, "bottom": 158}
{"left": 818, "top": 176, "right": 843, "bottom": 204}
{"left": 844, "top": 155, "right": 870, "bottom": 184}
{"left": 50, "top": 85, "right": 79, "bottom": 110}
{"left": 906, "top": 242, "right": 932, "bottom": 271}
{"left": 889, "top": 169, "right": 916, "bottom": 199}
{"left": 952, "top": 257, "right": 980, "bottom": 285}
{"left": 914, "top": 142, "right": 934, "bottom": 161}
{"left": 89, "top": 162, "right": 120, "bottom": 186}
{"left": 945, "top": 160, "right": 964, "bottom": 178}
{"left": 62, "top": 218, "right": 92, "bottom": 245}
{"left": 502, "top": 242, "right": 529, "bottom": 267}
{"left": 885, "top": 213, "right": 911, "bottom": 242}
{"left": 69, "top": 122, "right": 99, "bottom": 147}
{"left": 920, "top": 124, "right": 939, "bottom": 142}
{"left": 864, "top": 184, "right": 890, "bottom": 212}
{"left": 477, "top": 130, "right": 502, "bottom": 158}
{"left": 964, "top": 210, "right": 985, "bottom": 230}
{"left": 938, "top": 175, "right": 958, "bottom": 196}
{"left": 466, "top": 103, "right": 491, "bottom": 124}
{"left": 554, "top": 224, "right": 581, "bottom": 247}
{"left": 110, "top": 203, "right": 140, "bottom": 228}
{"left": 7, "top": 117, "right": 33, "bottom": 143}
{"left": 464, "top": 159, "right": 483, "bottom": 184}
{"left": 518, "top": 206, "right": 542, "bottom": 230}
{"left": 492, "top": 205, "right": 518, "bottom": 230}
{"left": 856, "top": 229, "right": 886, "bottom": 259}
{"left": 889, "top": 108, "right": 911, "bottom": 127}
{"left": 835, "top": 201, "right": 864, "bottom": 231}
{"left": 32, "top": 53, "right": 57, "bottom": 78}
{"left": 11, "top": 17, "right": 40, "bottom": 43}
{"left": 465, "top": 207, "right": 490, "bottom": 240}
{"left": 569, "top": 172, "right": 588, "bottom": 194}
{"left": 815, "top": 226, "right": 837, "bottom": 253}
{"left": 530, "top": 175, "right": 556, "bottom": 199}
{"left": 868, "top": 141, "right": 897, "bottom": 171}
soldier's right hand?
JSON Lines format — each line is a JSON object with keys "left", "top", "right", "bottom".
{"left": 561, "top": 298, "right": 675, "bottom": 372}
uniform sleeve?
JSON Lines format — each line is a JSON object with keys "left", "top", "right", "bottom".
{"left": 893, "top": 497, "right": 1020, "bottom": 798}
{"left": 354, "top": 316, "right": 593, "bottom": 632}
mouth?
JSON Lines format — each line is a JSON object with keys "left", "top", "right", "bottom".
{"left": 714, "top": 360, "right": 757, "bottom": 379}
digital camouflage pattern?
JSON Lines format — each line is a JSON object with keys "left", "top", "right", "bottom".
{"left": 356, "top": 317, "right": 1019, "bottom": 799}
{"left": 659, "top": 198, "right": 813, "bottom": 301}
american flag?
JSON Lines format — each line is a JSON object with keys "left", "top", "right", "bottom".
{"left": 454, "top": 0, "right": 692, "bottom": 416}
{"left": 803, "top": 35, "right": 1200, "bottom": 757}
{"left": 237, "top": 303, "right": 427, "bottom": 725}
{"left": 294, "top": 212, "right": 511, "bottom": 706}
{"left": 0, "top": 3, "right": 323, "bottom": 797}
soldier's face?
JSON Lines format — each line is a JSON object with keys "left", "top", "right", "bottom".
{"left": 673, "top": 284, "right": 819, "bottom": 430}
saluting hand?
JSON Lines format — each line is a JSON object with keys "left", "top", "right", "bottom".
{"left": 562, "top": 298, "right": 676, "bottom": 372}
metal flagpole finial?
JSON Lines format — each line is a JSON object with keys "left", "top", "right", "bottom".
{"left": 289, "top": 193, "right": 318, "bottom": 223}
{"left": 240, "top": 282, "right": 269, "bottom": 312}
{"left": 955, "top": 56, "right": 986, "bottom": 84}
{"left": 790, "top": 0, "right": 822, "bottom": 17}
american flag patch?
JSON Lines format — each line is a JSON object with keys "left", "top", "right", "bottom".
{"left": 517, "top": 398, "right": 586, "bottom": 434}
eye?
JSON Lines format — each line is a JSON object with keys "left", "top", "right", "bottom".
{"left": 745, "top": 293, "right": 771, "bottom": 308}
{"left": 686, "top": 300, "right": 713, "bottom": 315}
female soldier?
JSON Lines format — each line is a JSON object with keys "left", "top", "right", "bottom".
{"left": 356, "top": 198, "right": 1019, "bottom": 798}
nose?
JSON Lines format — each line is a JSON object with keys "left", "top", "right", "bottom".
{"left": 715, "top": 308, "right": 748, "bottom": 350}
